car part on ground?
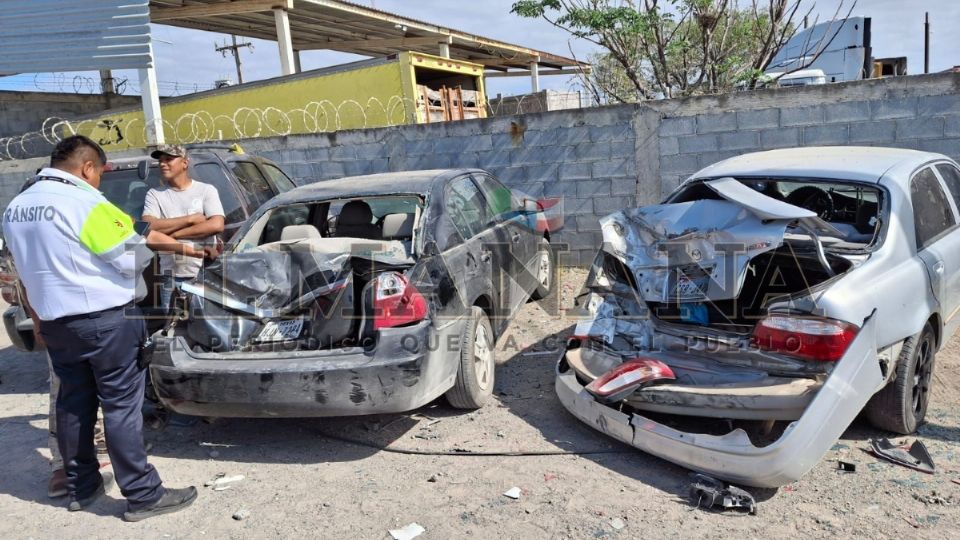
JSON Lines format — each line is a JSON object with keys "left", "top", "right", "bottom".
{"left": 868, "top": 438, "right": 935, "bottom": 474}
{"left": 688, "top": 473, "right": 757, "bottom": 515}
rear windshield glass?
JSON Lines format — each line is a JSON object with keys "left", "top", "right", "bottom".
{"left": 669, "top": 178, "right": 884, "bottom": 247}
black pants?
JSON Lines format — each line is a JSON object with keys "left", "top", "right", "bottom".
{"left": 42, "top": 304, "right": 164, "bottom": 510}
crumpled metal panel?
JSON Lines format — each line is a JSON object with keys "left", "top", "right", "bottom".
{"left": 185, "top": 248, "right": 352, "bottom": 317}
{"left": 599, "top": 178, "right": 839, "bottom": 303}
{"left": 601, "top": 199, "right": 789, "bottom": 302}
{"left": 0, "top": 0, "right": 152, "bottom": 74}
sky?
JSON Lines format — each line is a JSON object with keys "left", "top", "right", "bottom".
{"left": 0, "top": 0, "right": 957, "bottom": 98}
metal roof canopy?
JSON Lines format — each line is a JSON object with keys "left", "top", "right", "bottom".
{"left": 149, "top": 0, "right": 589, "bottom": 91}
{"left": 0, "top": 0, "right": 165, "bottom": 145}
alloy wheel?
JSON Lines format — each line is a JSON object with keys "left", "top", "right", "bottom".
{"left": 473, "top": 323, "right": 493, "bottom": 391}
{"left": 912, "top": 336, "right": 933, "bottom": 415}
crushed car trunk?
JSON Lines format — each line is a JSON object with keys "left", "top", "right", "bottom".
{"left": 583, "top": 177, "right": 863, "bottom": 339}
{"left": 568, "top": 176, "right": 884, "bottom": 427}
{"left": 179, "top": 238, "right": 413, "bottom": 353}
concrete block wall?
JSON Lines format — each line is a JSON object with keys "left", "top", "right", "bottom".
{"left": 0, "top": 91, "right": 140, "bottom": 138}
{"left": 3, "top": 72, "right": 960, "bottom": 266}
{"left": 653, "top": 74, "right": 960, "bottom": 195}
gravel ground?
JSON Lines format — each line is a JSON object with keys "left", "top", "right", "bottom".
{"left": 1, "top": 267, "right": 958, "bottom": 539}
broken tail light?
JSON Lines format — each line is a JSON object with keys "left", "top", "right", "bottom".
{"left": 585, "top": 358, "right": 676, "bottom": 403}
{"left": 535, "top": 197, "right": 564, "bottom": 233}
{"left": 1, "top": 284, "right": 18, "bottom": 305}
{"left": 373, "top": 272, "right": 428, "bottom": 330}
{"left": 752, "top": 315, "right": 858, "bottom": 362}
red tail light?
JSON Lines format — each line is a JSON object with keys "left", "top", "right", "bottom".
{"left": 752, "top": 315, "right": 858, "bottom": 362}
{"left": 373, "top": 272, "right": 428, "bottom": 330}
{"left": 1, "top": 284, "right": 19, "bottom": 305}
{"left": 585, "top": 358, "right": 675, "bottom": 403}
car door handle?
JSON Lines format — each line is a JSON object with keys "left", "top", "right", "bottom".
{"left": 935, "top": 261, "right": 945, "bottom": 275}
{"left": 479, "top": 251, "right": 492, "bottom": 263}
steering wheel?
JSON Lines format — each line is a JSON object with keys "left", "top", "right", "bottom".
{"left": 786, "top": 186, "right": 834, "bottom": 221}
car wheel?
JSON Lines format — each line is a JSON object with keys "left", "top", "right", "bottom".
{"left": 864, "top": 322, "right": 936, "bottom": 434}
{"left": 529, "top": 238, "right": 555, "bottom": 301}
{"left": 446, "top": 306, "right": 495, "bottom": 409}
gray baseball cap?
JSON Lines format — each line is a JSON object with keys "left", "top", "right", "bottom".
{"left": 150, "top": 144, "right": 187, "bottom": 159}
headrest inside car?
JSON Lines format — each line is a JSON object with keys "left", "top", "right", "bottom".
{"left": 281, "top": 224, "right": 322, "bottom": 241}
{"left": 381, "top": 213, "right": 415, "bottom": 239}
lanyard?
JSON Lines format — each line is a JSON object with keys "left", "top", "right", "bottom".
{"left": 19, "top": 175, "right": 80, "bottom": 193}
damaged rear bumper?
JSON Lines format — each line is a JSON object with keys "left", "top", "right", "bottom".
{"left": 555, "top": 315, "right": 882, "bottom": 488}
{"left": 148, "top": 318, "right": 464, "bottom": 418}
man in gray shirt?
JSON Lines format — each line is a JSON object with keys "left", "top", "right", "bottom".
{"left": 142, "top": 144, "right": 225, "bottom": 314}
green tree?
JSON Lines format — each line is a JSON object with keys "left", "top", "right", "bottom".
{"left": 512, "top": 0, "right": 853, "bottom": 102}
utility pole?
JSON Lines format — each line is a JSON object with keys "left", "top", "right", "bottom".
{"left": 216, "top": 35, "right": 253, "bottom": 84}
{"left": 924, "top": 12, "right": 930, "bottom": 74}
{"left": 98, "top": 69, "right": 115, "bottom": 108}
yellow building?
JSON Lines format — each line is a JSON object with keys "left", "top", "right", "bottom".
{"left": 69, "top": 52, "right": 486, "bottom": 152}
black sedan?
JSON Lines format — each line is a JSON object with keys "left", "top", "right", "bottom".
{"left": 146, "top": 169, "right": 556, "bottom": 417}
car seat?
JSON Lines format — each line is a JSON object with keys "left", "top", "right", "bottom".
{"left": 334, "top": 201, "right": 381, "bottom": 239}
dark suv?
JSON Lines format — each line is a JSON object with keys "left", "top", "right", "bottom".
{"left": 0, "top": 144, "right": 296, "bottom": 351}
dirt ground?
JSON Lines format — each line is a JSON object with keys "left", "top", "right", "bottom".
{"left": 1, "top": 267, "right": 959, "bottom": 539}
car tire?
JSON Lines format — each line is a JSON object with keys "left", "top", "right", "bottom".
{"left": 864, "top": 322, "right": 936, "bottom": 435}
{"left": 446, "top": 306, "right": 495, "bottom": 409}
{"left": 529, "top": 237, "right": 555, "bottom": 301}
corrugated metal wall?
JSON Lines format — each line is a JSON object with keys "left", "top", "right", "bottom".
{"left": 0, "top": 0, "right": 152, "bottom": 74}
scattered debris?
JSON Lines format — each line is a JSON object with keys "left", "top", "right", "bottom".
{"left": 427, "top": 473, "right": 441, "bottom": 483}
{"left": 232, "top": 509, "right": 250, "bottom": 521}
{"left": 496, "top": 430, "right": 505, "bottom": 438}
{"left": 610, "top": 517, "right": 626, "bottom": 530}
{"left": 913, "top": 491, "right": 953, "bottom": 506}
{"left": 688, "top": 474, "right": 757, "bottom": 515}
{"left": 869, "top": 438, "right": 935, "bottom": 474}
{"left": 837, "top": 460, "right": 857, "bottom": 472}
{"left": 544, "top": 473, "right": 558, "bottom": 482}
{"left": 903, "top": 516, "right": 920, "bottom": 528}
{"left": 503, "top": 487, "right": 522, "bottom": 500}
{"left": 388, "top": 522, "right": 425, "bottom": 540}
{"left": 205, "top": 474, "right": 245, "bottom": 490}
{"left": 952, "top": 479, "right": 960, "bottom": 487}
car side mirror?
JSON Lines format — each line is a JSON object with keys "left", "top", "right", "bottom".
{"left": 523, "top": 198, "right": 541, "bottom": 213}
{"left": 137, "top": 159, "right": 150, "bottom": 180}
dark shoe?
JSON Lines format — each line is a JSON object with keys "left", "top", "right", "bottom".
{"left": 67, "top": 472, "right": 114, "bottom": 511}
{"left": 122, "top": 486, "right": 197, "bottom": 522}
{"left": 48, "top": 469, "right": 68, "bottom": 498}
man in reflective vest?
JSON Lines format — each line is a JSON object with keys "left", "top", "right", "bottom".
{"left": 2, "top": 135, "right": 201, "bottom": 521}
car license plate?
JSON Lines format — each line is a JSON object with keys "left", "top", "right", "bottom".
{"left": 257, "top": 319, "right": 305, "bottom": 342}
